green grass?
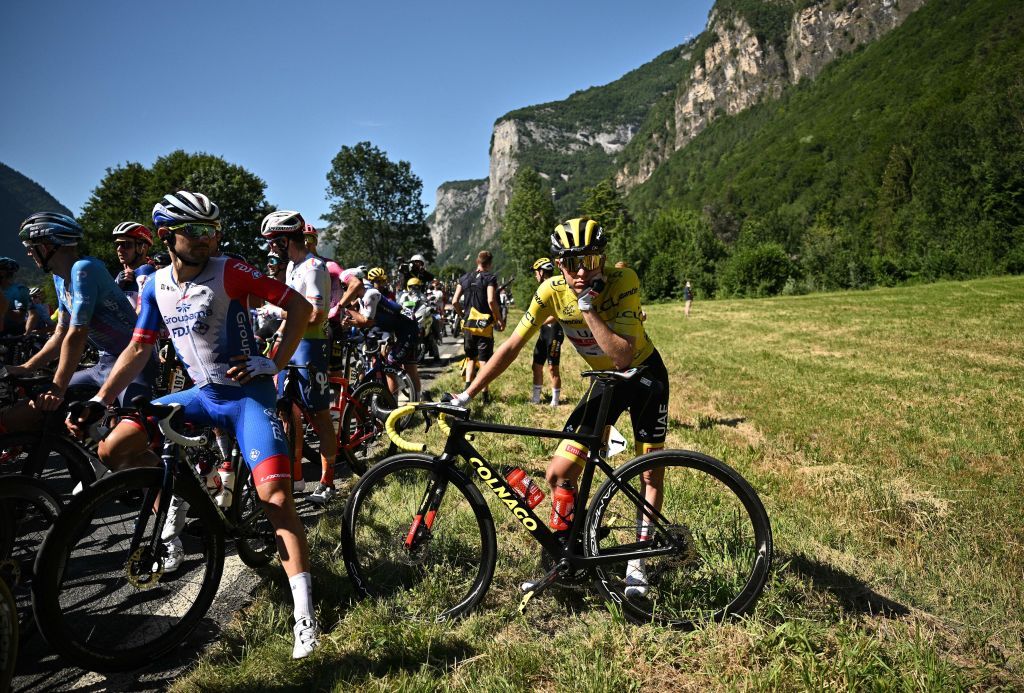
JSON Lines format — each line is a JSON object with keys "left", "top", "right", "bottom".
{"left": 173, "top": 276, "right": 1024, "bottom": 691}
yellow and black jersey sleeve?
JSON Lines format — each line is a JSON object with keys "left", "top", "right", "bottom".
{"left": 514, "top": 278, "right": 557, "bottom": 341}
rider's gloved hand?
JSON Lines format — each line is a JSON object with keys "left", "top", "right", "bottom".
{"left": 66, "top": 397, "right": 107, "bottom": 440}
{"left": 226, "top": 354, "right": 279, "bottom": 384}
{"left": 576, "top": 276, "right": 605, "bottom": 313}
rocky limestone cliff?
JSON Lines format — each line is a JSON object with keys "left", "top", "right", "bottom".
{"left": 428, "top": 178, "right": 488, "bottom": 263}
{"left": 616, "top": 0, "right": 927, "bottom": 189}
{"left": 481, "top": 119, "right": 636, "bottom": 238}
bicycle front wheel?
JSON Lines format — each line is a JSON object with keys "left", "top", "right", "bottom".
{"left": 33, "top": 467, "right": 226, "bottom": 672}
{"left": 585, "top": 450, "right": 772, "bottom": 629}
{"left": 341, "top": 454, "right": 496, "bottom": 621}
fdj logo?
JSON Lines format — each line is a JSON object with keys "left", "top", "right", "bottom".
{"left": 176, "top": 302, "right": 191, "bottom": 313}
{"left": 470, "top": 458, "right": 538, "bottom": 531}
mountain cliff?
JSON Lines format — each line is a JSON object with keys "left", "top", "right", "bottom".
{"left": 430, "top": 0, "right": 929, "bottom": 263}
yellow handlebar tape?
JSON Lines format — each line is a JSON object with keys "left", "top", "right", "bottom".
{"left": 384, "top": 404, "right": 426, "bottom": 452}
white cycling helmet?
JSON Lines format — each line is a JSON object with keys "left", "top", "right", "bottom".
{"left": 152, "top": 191, "right": 220, "bottom": 227}
{"left": 260, "top": 210, "right": 305, "bottom": 238}
{"left": 410, "top": 254, "right": 426, "bottom": 264}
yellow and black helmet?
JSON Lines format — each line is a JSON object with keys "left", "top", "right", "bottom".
{"left": 532, "top": 257, "right": 554, "bottom": 273}
{"left": 367, "top": 267, "right": 387, "bottom": 282}
{"left": 550, "top": 218, "right": 607, "bottom": 258}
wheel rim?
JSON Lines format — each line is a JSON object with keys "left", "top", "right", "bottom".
{"left": 589, "top": 458, "right": 770, "bottom": 627}
{"left": 348, "top": 463, "right": 488, "bottom": 621}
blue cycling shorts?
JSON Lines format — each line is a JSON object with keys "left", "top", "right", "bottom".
{"left": 153, "top": 379, "right": 291, "bottom": 485}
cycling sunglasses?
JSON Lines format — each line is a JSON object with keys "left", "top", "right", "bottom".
{"left": 164, "top": 222, "right": 220, "bottom": 239}
{"left": 558, "top": 254, "right": 603, "bottom": 273}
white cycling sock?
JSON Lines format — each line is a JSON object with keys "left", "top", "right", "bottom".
{"left": 550, "top": 388, "right": 560, "bottom": 404}
{"left": 289, "top": 572, "right": 314, "bottom": 622}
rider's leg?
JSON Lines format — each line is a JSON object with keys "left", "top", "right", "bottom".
{"left": 0, "top": 400, "right": 42, "bottom": 434}
{"left": 255, "top": 476, "right": 311, "bottom": 577}
{"left": 309, "top": 408, "right": 337, "bottom": 484}
{"left": 403, "top": 363, "right": 421, "bottom": 399}
{"left": 531, "top": 363, "right": 543, "bottom": 403}
{"left": 98, "top": 419, "right": 159, "bottom": 470}
{"left": 548, "top": 363, "right": 561, "bottom": 405}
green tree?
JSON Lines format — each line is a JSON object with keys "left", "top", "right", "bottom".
{"left": 79, "top": 151, "right": 273, "bottom": 267}
{"left": 578, "top": 178, "right": 634, "bottom": 263}
{"left": 323, "top": 142, "right": 433, "bottom": 268}
{"left": 499, "top": 166, "right": 556, "bottom": 302}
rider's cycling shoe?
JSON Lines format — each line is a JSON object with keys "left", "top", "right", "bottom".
{"left": 161, "top": 497, "right": 190, "bottom": 541}
{"left": 307, "top": 483, "right": 336, "bottom": 506}
{"left": 292, "top": 616, "right": 320, "bottom": 659}
{"left": 624, "top": 558, "right": 649, "bottom": 598}
{"left": 161, "top": 536, "right": 184, "bottom": 573}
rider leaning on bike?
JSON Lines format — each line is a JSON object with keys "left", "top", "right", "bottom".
{"left": 260, "top": 210, "right": 338, "bottom": 505}
{"left": 2, "top": 213, "right": 157, "bottom": 434}
{"left": 70, "top": 190, "right": 321, "bottom": 659}
{"left": 447, "top": 218, "right": 670, "bottom": 595}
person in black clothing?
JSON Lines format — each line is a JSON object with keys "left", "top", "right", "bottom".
{"left": 684, "top": 280, "right": 693, "bottom": 317}
{"left": 451, "top": 250, "right": 504, "bottom": 401}
{"left": 397, "top": 253, "right": 434, "bottom": 289}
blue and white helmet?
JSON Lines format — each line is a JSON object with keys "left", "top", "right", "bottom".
{"left": 152, "top": 191, "right": 220, "bottom": 228}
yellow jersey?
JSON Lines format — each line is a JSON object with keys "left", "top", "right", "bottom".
{"left": 514, "top": 267, "right": 654, "bottom": 370}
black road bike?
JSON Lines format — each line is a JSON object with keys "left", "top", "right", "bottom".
{"left": 32, "top": 398, "right": 276, "bottom": 672}
{"left": 341, "top": 368, "right": 773, "bottom": 628}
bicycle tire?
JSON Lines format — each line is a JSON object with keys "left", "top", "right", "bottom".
{"left": 0, "top": 431, "right": 98, "bottom": 497}
{"left": 339, "top": 382, "right": 397, "bottom": 476}
{"left": 0, "top": 475, "right": 62, "bottom": 637}
{"left": 341, "top": 454, "right": 496, "bottom": 621}
{"left": 33, "top": 467, "right": 226, "bottom": 672}
{"left": 229, "top": 463, "right": 275, "bottom": 569}
{"left": 0, "top": 578, "right": 16, "bottom": 693}
{"left": 584, "top": 450, "right": 772, "bottom": 629}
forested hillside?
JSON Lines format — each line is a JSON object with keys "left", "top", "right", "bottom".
{"left": 623, "top": 0, "right": 1024, "bottom": 298}
{"left": 0, "top": 162, "right": 72, "bottom": 263}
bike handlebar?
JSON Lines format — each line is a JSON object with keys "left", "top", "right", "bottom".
{"left": 383, "top": 403, "right": 470, "bottom": 452}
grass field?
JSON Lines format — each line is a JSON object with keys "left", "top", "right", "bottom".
{"left": 174, "top": 275, "right": 1024, "bottom": 691}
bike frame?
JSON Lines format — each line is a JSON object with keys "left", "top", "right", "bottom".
{"left": 410, "top": 381, "right": 687, "bottom": 570}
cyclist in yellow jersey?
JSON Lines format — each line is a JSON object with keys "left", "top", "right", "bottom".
{"left": 446, "top": 218, "right": 669, "bottom": 596}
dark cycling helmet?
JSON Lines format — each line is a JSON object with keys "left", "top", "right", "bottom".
{"left": 112, "top": 221, "right": 154, "bottom": 246}
{"left": 19, "top": 212, "right": 84, "bottom": 246}
{"left": 0, "top": 257, "right": 20, "bottom": 273}
{"left": 260, "top": 210, "right": 305, "bottom": 238}
{"left": 532, "top": 257, "right": 554, "bottom": 273}
{"left": 151, "top": 252, "right": 171, "bottom": 268}
{"left": 152, "top": 191, "right": 220, "bottom": 229}
{"left": 549, "top": 217, "right": 607, "bottom": 258}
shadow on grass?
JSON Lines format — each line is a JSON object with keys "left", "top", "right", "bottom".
{"left": 787, "top": 552, "right": 910, "bottom": 618}
{"left": 676, "top": 415, "right": 747, "bottom": 430}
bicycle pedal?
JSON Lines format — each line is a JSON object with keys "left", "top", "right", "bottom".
{"left": 518, "top": 558, "right": 567, "bottom": 612}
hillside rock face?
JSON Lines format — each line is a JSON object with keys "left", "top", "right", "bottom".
{"left": 430, "top": 179, "right": 489, "bottom": 258}
{"left": 616, "top": 0, "right": 927, "bottom": 189}
{"left": 481, "top": 119, "right": 636, "bottom": 238}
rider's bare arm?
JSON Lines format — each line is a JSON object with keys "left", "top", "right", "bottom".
{"left": 270, "top": 292, "right": 313, "bottom": 372}
{"left": 94, "top": 340, "right": 156, "bottom": 406}
{"left": 51, "top": 325, "right": 92, "bottom": 394}
{"left": 17, "top": 317, "right": 66, "bottom": 372}
{"left": 580, "top": 310, "right": 635, "bottom": 370}
{"left": 464, "top": 331, "right": 527, "bottom": 398}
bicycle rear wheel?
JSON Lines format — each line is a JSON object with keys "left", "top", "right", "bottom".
{"left": 585, "top": 450, "right": 772, "bottom": 629}
{"left": 0, "top": 431, "right": 97, "bottom": 498}
{"left": 33, "top": 467, "right": 225, "bottom": 672}
{"left": 341, "top": 454, "right": 496, "bottom": 621}
{"left": 339, "top": 382, "right": 396, "bottom": 476}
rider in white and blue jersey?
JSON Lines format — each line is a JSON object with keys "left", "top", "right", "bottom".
{"left": 71, "top": 191, "right": 320, "bottom": 659}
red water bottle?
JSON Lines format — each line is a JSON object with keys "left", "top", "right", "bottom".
{"left": 550, "top": 480, "right": 576, "bottom": 531}
{"left": 504, "top": 466, "right": 545, "bottom": 509}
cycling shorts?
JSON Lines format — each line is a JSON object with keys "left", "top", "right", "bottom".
{"left": 277, "top": 339, "right": 331, "bottom": 411}
{"left": 556, "top": 349, "right": 669, "bottom": 465}
{"left": 463, "top": 333, "right": 494, "bottom": 362}
{"left": 70, "top": 350, "right": 158, "bottom": 405}
{"left": 532, "top": 323, "right": 563, "bottom": 366}
{"left": 151, "top": 379, "right": 290, "bottom": 486}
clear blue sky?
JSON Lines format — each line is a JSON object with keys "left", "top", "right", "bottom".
{"left": 0, "top": 0, "right": 714, "bottom": 224}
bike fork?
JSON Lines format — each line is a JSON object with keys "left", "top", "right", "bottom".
{"left": 404, "top": 473, "right": 447, "bottom": 550}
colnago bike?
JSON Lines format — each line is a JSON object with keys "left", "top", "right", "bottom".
{"left": 32, "top": 397, "right": 276, "bottom": 672}
{"left": 341, "top": 367, "right": 773, "bottom": 627}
